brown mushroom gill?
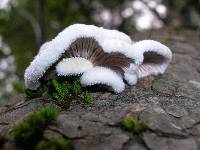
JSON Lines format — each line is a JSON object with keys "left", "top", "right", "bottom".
{"left": 143, "top": 51, "right": 166, "bottom": 65}
{"left": 41, "top": 37, "right": 133, "bottom": 81}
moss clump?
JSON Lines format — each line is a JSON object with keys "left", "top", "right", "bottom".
{"left": 120, "top": 116, "right": 147, "bottom": 135}
{"left": 50, "top": 79, "right": 71, "bottom": 102}
{"left": 71, "top": 80, "right": 82, "bottom": 95}
{"left": 0, "top": 134, "right": 6, "bottom": 147}
{"left": 13, "top": 106, "right": 60, "bottom": 147}
{"left": 48, "top": 78, "right": 92, "bottom": 107}
{"left": 25, "top": 76, "right": 92, "bottom": 108}
{"left": 25, "top": 77, "right": 93, "bottom": 108}
{"left": 82, "top": 91, "right": 92, "bottom": 107}
{"left": 35, "top": 139, "right": 74, "bottom": 150}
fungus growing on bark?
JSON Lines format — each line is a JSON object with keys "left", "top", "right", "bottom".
{"left": 132, "top": 40, "right": 172, "bottom": 78}
{"left": 24, "top": 24, "right": 172, "bottom": 93}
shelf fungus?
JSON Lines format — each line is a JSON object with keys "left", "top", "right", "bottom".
{"left": 24, "top": 24, "right": 172, "bottom": 93}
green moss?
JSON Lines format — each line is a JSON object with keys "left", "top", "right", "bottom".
{"left": 50, "top": 79, "right": 70, "bottom": 102}
{"left": 49, "top": 78, "right": 92, "bottom": 108}
{"left": 120, "top": 116, "right": 147, "bottom": 135}
{"left": 13, "top": 106, "right": 60, "bottom": 147}
{"left": 82, "top": 91, "right": 92, "bottom": 107}
{"left": 25, "top": 77, "right": 93, "bottom": 108}
{"left": 35, "top": 139, "right": 74, "bottom": 150}
{"left": 0, "top": 134, "right": 6, "bottom": 147}
{"left": 71, "top": 80, "right": 82, "bottom": 95}
{"left": 12, "top": 106, "right": 74, "bottom": 149}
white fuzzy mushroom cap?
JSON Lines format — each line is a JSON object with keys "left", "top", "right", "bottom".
{"left": 24, "top": 23, "right": 173, "bottom": 93}
{"left": 100, "top": 27, "right": 132, "bottom": 44}
{"left": 129, "top": 40, "right": 172, "bottom": 78}
{"left": 24, "top": 24, "right": 134, "bottom": 90}
{"left": 56, "top": 57, "right": 93, "bottom": 76}
{"left": 123, "top": 63, "right": 138, "bottom": 85}
{"left": 80, "top": 67, "right": 125, "bottom": 93}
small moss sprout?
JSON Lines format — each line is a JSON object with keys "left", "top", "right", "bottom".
{"left": 120, "top": 116, "right": 147, "bottom": 135}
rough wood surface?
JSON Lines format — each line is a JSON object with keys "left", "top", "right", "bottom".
{"left": 0, "top": 29, "right": 200, "bottom": 150}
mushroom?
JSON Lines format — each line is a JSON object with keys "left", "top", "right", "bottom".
{"left": 131, "top": 40, "right": 172, "bottom": 78}
{"left": 25, "top": 24, "right": 135, "bottom": 93}
{"left": 24, "top": 24, "right": 172, "bottom": 93}
{"left": 80, "top": 66, "right": 125, "bottom": 93}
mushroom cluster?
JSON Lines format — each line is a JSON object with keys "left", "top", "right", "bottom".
{"left": 24, "top": 24, "right": 172, "bottom": 93}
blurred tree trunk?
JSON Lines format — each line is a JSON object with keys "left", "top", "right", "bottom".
{"left": 10, "top": 0, "right": 47, "bottom": 49}
{"left": 36, "top": 0, "right": 47, "bottom": 47}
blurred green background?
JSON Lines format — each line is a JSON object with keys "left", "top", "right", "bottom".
{"left": 0, "top": 0, "right": 200, "bottom": 104}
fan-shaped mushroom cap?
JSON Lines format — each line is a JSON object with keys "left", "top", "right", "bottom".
{"left": 80, "top": 67, "right": 125, "bottom": 93}
{"left": 24, "top": 24, "right": 135, "bottom": 90}
{"left": 56, "top": 57, "right": 93, "bottom": 76}
{"left": 131, "top": 40, "right": 172, "bottom": 78}
{"left": 24, "top": 24, "right": 172, "bottom": 93}
{"left": 100, "top": 27, "right": 132, "bottom": 44}
{"left": 123, "top": 63, "right": 138, "bottom": 85}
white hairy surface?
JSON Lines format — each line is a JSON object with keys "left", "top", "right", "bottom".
{"left": 123, "top": 63, "right": 138, "bottom": 85}
{"left": 100, "top": 27, "right": 132, "bottom": 44}
{"left": 56, "top": 57, "right": 93, "bottom": 76}
{"left": 80, "top": 67, "right": 125, "bottom": 93}
{"left": 131, "top": 40, "right": 172, "bottom": 78}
